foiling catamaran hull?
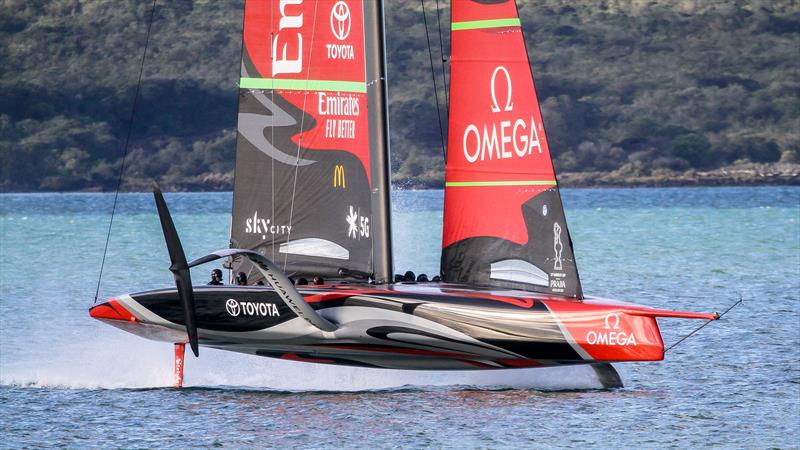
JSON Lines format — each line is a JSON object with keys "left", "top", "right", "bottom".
{"left": 90, "top": 283, "right": 716, "bottom": 371}
{"left": 90, "top": 0, "right": 721, "bottom": 389}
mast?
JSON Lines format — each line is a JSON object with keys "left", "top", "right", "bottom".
{"left": 364, "top": 0, "right": 393, "bottom": 284}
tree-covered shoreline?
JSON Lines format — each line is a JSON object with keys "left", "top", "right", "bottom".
{"left": 1, "top": 0, "right": 798, "bottom": 192}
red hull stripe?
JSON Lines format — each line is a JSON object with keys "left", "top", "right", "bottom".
{"left": 444, "top": 291, "right": 535, "bottom": 309}
{"left": 89, "top": 299, "right": 137, "bottom": 322}
{"left": 303, "top": 291, "right": 378, "bottom": 303}
{"left": 281, "top": 353, "right": 336, "bottom": 364}
{"left": 303, "top": 289, "right": 536, "bottom": 309}
{"left": 625, "top": 308, "right": 719, "bottom": 321}
{"left": 320, "top": 344, "right": 473, "bottom": 358}
{"left": 496, "top": 359, "right": 543, "bottom": 368}
{"left": 460, "top": 360, "right": 495, "bottom": 368}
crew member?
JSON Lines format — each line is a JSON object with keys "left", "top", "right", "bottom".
{"left": 235, "top": 272, "right": 247, "bottom": 285}
{"left": 208, "top": 269, "right": 223, "bottom": 285}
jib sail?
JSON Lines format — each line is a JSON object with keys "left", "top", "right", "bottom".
{"left": 441, "top": 0, "right": 583, "bottom": 298}
{"left": 231, "top": 0, "right": 374, "bottom": 281}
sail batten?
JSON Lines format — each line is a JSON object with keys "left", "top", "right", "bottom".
{"left": 239, "top": 77, "right": 367, "bottom": 93}
{"left": 451, "top": 18, "right": 521, "bottom": 30}
{"left": 441, "top": 0, "right": 583, "bottom": 298}
{"left": 445, "top": 180, "right": 557, "bottom": 187}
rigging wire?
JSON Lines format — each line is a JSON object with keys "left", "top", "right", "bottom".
{"left": 664, "top": 296, "right": 744, "bottom": 353}
{"left": 434, "top": 0, "right": 449, "bottom": 109}
{"left": 284, "top": 0, "right": 320, "bottom": 272}
{"left": 270, "top": 0, "right": 276, "bottom": 265}
{"left": 421, "top": 0, "right": 447, "bottom": 160}
{"left": 93, "top": 0, "right": 158, "bottom": 304}
{"left": 229, "top": 0, "right": 256, "bottom": 283}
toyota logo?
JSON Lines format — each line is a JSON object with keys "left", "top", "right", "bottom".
{"left": 225, "top": 299, "right": 241, "bottom": 317}
{"left": 330, "top": 1, "right": 351, "bottom": 41}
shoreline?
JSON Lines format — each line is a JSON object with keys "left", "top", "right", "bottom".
{"left": 2, "top": 181, "right": 798, "bottom": 194}
{"left": 2, "top": 163, "right": 797, "bottom": 193}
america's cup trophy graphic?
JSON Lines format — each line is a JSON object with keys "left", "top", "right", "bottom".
{"left": 553, "top": 222, "right": 563, "bottom": 271}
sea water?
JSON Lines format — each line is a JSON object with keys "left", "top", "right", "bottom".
{"left": 0, "top": 187, "right": 798, "bottom": 448}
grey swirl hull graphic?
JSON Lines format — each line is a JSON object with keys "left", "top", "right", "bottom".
{"left": 94, "top": 284, "right": 594, "bottom": 371}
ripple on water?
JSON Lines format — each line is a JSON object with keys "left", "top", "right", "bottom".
{"left": 1, "top": 187, "right": 799, "bottom": 448}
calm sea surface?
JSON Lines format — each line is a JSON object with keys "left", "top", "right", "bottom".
{"left": 1, "top": 187, "right": 798, "bottom": 448}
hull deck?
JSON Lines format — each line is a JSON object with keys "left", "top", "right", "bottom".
{"left": 90, "top": 282, "right": 715, "bottom": 371}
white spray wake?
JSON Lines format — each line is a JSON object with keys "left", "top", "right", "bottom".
{"left": 0, "top": 328, "right": 614, "bottom": 391}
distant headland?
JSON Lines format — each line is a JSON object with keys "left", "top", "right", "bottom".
{"left": 1, "top": 1, "right": 798, "bottom": 192}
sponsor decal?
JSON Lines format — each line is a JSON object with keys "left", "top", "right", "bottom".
{"left": 549, "top": 222, "right": 566, "bottom": 292}
{"left": 245, "top": 211, "right": 292, "bottom": 240}
{"left": 553, "top": 222, "right": 563, "bottom": 271}
{"left": 318, "top": 93, "right": 360, "bottom": 116}
{"left": 542, "top": 204, "right": 548, "bottom": 216}
{"left": 549, "top": 272, "right": 566, "bottom": 292}
{"left": 333, "top": 164, "right": 346, "bottom": 188}
{"left": 225, "top": 299, "right": 240, "bottom": 316}
{"left": 327, "top": 1, "right": 354, "bottom": 60}
{"left": 330, "top": 1, "right": 351, "bottom": 40}
{"left": 326, "top": 43, "right": 354, "bottom": 60}
{"left": 585, "top": 313, "right": 638, "bottom": 346}
{"left": 324, "top": 118, "right": 356, "bottom": 138}
{"left": 319, "top": 92, "right": 359, "bottom": 139}
{"left": 490, "top": 66, "right": 514, "bottom": 113}
{"left": 462, "top": 65, "right": 544, "bottom": 163}
{"left": 345, "top": 205, "right": 369, "bottom": 239}
{"left": 272, "top": 0, "right": 304, "bottom": 76}
{"left": 225, "top": 298, "right": 280, "bottom": 318}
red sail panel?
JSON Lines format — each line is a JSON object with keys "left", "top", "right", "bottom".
{"left": 242, "top": 0, "right": 369, "bottom": 179}
{"left": 231, "top": 0, "right": 373, "bottom": 281}
{"left": 442, "top": 0, "right": 582, "bottom": 298}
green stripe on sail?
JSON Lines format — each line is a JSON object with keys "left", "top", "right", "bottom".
{"left": 446, "top": 180, "right": 557, "bottom": 187}
{"left": 240, "top": 77, "right": 366, "bottom": 93}
{"left": 451, "top": 18, "right": 521, "bottom": 31}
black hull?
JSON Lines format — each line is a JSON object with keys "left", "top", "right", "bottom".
{"left": 90, "top": 282, "right": 708, "bottom": 372}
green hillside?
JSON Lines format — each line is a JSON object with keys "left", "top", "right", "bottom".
{"left": 1, "top": 0, "right": 798, "bottom": 191}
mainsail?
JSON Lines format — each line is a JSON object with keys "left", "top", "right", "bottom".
{"left": 441, "top": 0, "right": 583, "bottom": 298}
{"left": 231, "top": 0, "right": 374, "bottom": 281}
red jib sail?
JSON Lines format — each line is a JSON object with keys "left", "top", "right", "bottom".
{"left": 231, "top": 0, "right": 373, "bottom": 281}
{"left": 441, "top": 0, "right": 583, "bottom": 298}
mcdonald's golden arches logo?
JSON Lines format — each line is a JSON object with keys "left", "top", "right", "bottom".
{"left": 333, "top": 164, "right": 346, "bottom": 188}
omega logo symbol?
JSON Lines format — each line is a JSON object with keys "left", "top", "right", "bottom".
{"left": 490, "top": 66, "right": 514, "bottom": 113}
{"left": 604, "top": 312, "right": 621, "bottom": 330}
{"left": 586, "top": 312, "right": 636, "bottom": 346}
{"left": 225, "top": 299, "right": 241, "bottom": 317}
{"left": 330, "top": 1, "right": 351, "bottom": 41}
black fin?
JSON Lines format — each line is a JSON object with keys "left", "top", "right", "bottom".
{"left": 153, "top": 188, "right": 199, "bottom": 357}
{"left": 591, "top": 363, "right": 623, "bottom": 389}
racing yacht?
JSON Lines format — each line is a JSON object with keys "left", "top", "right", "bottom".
{"left": 90, "top": 0, "right": 718, "bottom": 388}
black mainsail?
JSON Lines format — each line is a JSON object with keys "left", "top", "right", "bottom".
{"left": 231, "top": 0, "right": 384, "bottom": 282}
